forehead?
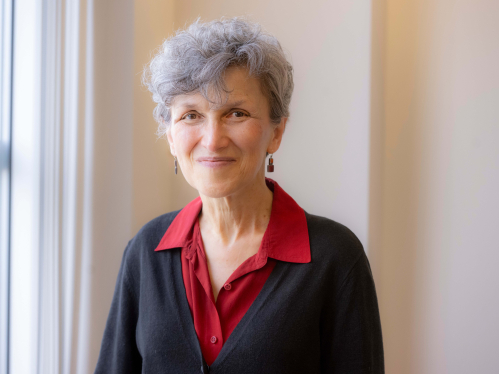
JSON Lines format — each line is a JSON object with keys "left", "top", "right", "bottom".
{"left": 171, "top": 67, "right": 268, "bottom": 111}
{"left": 223, "top": 66, "right": 264, "bottom": 97}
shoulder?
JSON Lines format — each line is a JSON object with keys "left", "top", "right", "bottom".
{"left": 122, "top": 210, "right": 181, "bottom": 265}
{"left": 135, "top": 210, "right": 181, "bottom": 245}
{"left": 305, "top": 211, "right": 366, "bottom": 277}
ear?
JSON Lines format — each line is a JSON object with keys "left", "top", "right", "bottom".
{"left": 166, "top": 126, "right": 176, "bottom": 157}
{"left": 267, "top": 117, "right": 287, "bottom": 154}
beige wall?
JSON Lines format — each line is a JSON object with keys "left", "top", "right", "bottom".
{"left": 87, "top": 0, "right": 135, "bottom": 371}
{"left": 132, "top": 0, "right": 178, "bottom": 235}
{"left": 379, "top": 0, "right": 499, "bottom": 372}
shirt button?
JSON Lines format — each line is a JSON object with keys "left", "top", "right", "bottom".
{"left": 210, "top": 336, "right": 218, "bottom": 344}
{"left": 224, "top": 283, "right": 232, "bottom": 291}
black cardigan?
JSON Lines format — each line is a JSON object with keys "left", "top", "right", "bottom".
{"left": 94, "top": 210, "right": 384, "bottom": 374}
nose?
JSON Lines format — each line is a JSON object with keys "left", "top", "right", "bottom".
{"left": 200, "top": 117, "right": 230, "bottom": 152}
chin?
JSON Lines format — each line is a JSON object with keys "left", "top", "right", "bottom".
{"left": 195, "top": 181, "right": 238, "bottom": 198}
{"left": 190, "top": 174, "right": 248, "bottom": 199}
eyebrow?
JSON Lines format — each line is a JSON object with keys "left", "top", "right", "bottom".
{"left": 174, "top": 99, "right": 248, "bottom": 112}
{"left": 172, "top": 101, "right": 200, "bottom": 110}
{"left": 211, "top": 99, "right": 247, "bottom": 110}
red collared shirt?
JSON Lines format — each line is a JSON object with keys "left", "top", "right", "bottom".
{"left": 155, "top": 178, "right": 311, "bottom": 366}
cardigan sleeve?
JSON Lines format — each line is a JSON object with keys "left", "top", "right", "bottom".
{"left": 320, "top": 252, "right": 384, "bottom": 374}
{"left": 94, "top": 243, "right": 142, "bottom": 374}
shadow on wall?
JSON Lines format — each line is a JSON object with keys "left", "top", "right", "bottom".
{"left": 369, "top": 1, "right": 421, "bottom": 372}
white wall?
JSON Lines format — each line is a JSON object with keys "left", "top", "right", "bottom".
{"left": 379, "top": 0, "right": 499, "bottom": 372}
{"left": 169, "top": 0, "right": 373, "bottom": 249}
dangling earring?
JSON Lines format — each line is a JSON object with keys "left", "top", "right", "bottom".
{"left": 174, "top": 156, "right": 178, "bottom": 175}
{"left": 267, "top": 154, "right": 274, "bottom": 172}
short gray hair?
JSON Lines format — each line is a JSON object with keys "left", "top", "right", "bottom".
{"left": 142, "top": 17, "right": 294, "bottom": 137}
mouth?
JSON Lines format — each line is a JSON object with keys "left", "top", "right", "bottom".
{"left": 196, "top": 157, "right": 237, "bottom": 168}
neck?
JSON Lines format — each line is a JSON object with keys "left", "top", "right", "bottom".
{"left": 198, "top": 177, "right": 273, "bottom": 246}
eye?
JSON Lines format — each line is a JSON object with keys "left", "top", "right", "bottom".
{"left": 181, "top": 112, "right": 199, "bottom": 121}
{"left": 229, "top": 111, "right": 248, "bottom": 118}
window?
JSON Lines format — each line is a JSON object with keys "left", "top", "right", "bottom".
{"left": 0, "top": 0, "right": 13, "bottom": 372}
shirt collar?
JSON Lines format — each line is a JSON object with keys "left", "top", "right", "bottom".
{"left": 154, "top": 178, "right": 311, "bottom": 264}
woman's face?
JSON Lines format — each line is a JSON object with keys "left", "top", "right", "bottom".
{"left": 167, "top": 66, "right": 286, "bottom": 198}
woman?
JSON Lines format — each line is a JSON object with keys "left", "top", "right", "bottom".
{"left": 95, "top": 18, "right": 384, "bottom": 374}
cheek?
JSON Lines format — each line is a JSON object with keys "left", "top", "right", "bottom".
{"left": 173, "top": 126, "right": 199, "bottom": 157}
{"left": 233, "top": 123, "right": 269, "bottom": 154}
{"left": 231, "top": 124, "right": 271, "bottom": 177}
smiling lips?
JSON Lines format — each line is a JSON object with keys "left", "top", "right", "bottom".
{"left": 196, "top": 157, "right": 236, "bottom": 168}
